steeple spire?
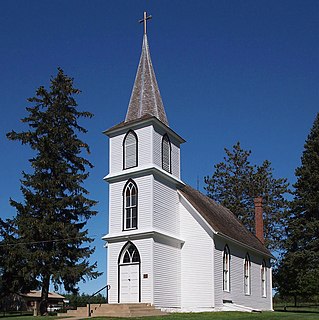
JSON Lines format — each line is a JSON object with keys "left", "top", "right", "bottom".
{"left": 125, "top": 13, "right": 169, "bottom": 126}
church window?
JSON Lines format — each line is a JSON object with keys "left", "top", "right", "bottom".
{"left": 119, "top": 242, "right": 140, "bottom": 264}
{"left": 123, "top": 180, "right": 138, "bottom": 230}
{"left": 162, "top": 134, "right": 171, "bottom": 173}
{"left": 123, "top": 130, "right": 137, "bottom": 169}
{"left": 244, "top": 254, "right": 251, "bottom": 295}
{"left": 223, "top": 245, "right": 230, "bottom": 292}
{"left": 261, "top": 260, "right": 267, "bottom": 297}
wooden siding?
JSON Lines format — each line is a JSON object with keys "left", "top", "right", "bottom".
{"left": 214, "top": 237, "right": 272, "bottom": 310}
{"left": 109, "top": 176, "right": 153, "bottom": 234}
{"left": 107, "top": 242, "right": 123, "bottom": 304}
{"left": 107, "top": 239, "right": 153, "bottom": 304}
{"left": 153, "top": 176, "right": 180, "bottom": 235}
{"left": 109, "top": 126, "right": 153, "bottom": 175}
{"left": 153, "top": 239, "right": 181, "bottom": 307}
{"left": 180, "top": 201, "right": 214, "bottom": 308}
{"left": 153, "top": 126, "right": 181, "bottom": 179}
{"left": 135, "top": 238, "right": 153, "bottom": 303}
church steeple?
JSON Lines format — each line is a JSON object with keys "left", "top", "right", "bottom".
{"left": 125, "top": 13, "right": 169, "bottom": 126}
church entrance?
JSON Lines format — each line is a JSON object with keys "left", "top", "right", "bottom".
{"left": 118, "top": 242, "right": 141, "bottom": 303}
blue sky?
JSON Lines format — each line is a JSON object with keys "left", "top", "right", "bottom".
{"left": 1, "top": 0, "right": 318, "bottom": 295}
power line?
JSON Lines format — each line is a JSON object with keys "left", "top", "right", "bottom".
{"left": 0, "top": 235, "right": 99, "bottom": 247}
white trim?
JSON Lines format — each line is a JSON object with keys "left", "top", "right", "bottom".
{"left": 104, "top": 116, "right": 186, "bottom": 144}
{"left": 103, "top": 228, "right": 184, "bottom": 246}
{"left": 105, "top": 165, "right": 185, "bottom": 187}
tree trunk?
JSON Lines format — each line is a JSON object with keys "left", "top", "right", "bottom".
{"left": 294, "top": 295, "right": 297, "bottom": 307}
{"left": 40, "top": 274, "right": 50, "bottom": 316}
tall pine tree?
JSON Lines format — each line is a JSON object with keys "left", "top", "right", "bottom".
{"left": 204, "top": 142, "right": 290, "bottom": 251}
{"left": 276, "top": 113, "right": 319, "bottom": 303}
{"left": 4, "top": 69, "right": 100, "bottom": 315}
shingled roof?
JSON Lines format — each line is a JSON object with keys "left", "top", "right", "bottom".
{"left": 125, "top": 34, "right": 169, "bottom": 126}
{"left": 179, "top": 185, "right": 272, "bottom": 257}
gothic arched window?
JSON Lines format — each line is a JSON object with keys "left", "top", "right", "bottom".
{"left": 244, "top": 253, "right": 251, "bottom": 295}
{"left": 119, "top": 242, "right": 140, "bottom": 264}
{"left": 162, "top": 134, "right": 171, "bottom": 173}
{"left": 223, "top": 245, "right": 230, "bottom": 292}
{"left": 261, "top": 259, "right": 267, "bottom": 297}
{"left": 123, "top": 180, "right": 138, "bottom": 230}
{"left": 123, "top": 130, "right": 137, "bottom": 169}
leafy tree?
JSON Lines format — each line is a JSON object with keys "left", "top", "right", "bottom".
{"left": 4, "top": 68, "right": 100, "bottom": 315}
{"left": 63, "top": 293, "right": 106, "bottom": 308}
{"left": 204, "top": 141, "right": 290, "bottom": 251}
{"left": 276, "top": 113, "right": 319, "bottom": 303}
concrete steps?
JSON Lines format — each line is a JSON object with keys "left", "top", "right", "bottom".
{"left": 58, "top": 303, "right": 167, "bottom": 318}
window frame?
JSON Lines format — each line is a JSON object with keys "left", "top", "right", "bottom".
{"left": 261, "top": 259, "right": 267, "bottom": 297}
{"left": 162, "top": 133, "right": 172, "bottom": 173}
{"left": 223, "top": 245, "right": 230, "bottom": 292}
{"left": 123, "top": 130, "right": 138, "bottom": 170}
{"left": 244, "top": 253, "right": 251, "bottom": 295}
{"left": 123, "top": 179, "right": 138, "bottom": 231}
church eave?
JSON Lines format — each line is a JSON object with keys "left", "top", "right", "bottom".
{"left": 102, "top": 229, "right": 184, "bottom": 246}
{"left": 104, "top": 165, "right": 185, "bottom": 187}
{"left": 103, "top": 115, "right": 185, "bottom": 144}
{"left": 178, "top": 186, "right": 272, "bottom": 258}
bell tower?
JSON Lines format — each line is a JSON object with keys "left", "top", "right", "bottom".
{"left": 103, "top": 12, "right": 185, "bottom": 306}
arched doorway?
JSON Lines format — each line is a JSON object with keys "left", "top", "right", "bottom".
{"left": 118, "top": 242, "right": 141, "bottom": 303}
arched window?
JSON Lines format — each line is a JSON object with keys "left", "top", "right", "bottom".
{"left": 223, "top": 245, "right": 230, "bottom": 292}
{"left": 119, "top": 242, "right": 140, "bottom": 264}
{"left": 123, "top": 130, "right": 137, "bottom": 169}
{"left": 123, "top": 180, "right": 138, "bottom": 230}
{"left": 261, "top": 259, "right": 267, "bottom": 297}
{"left": 162, "top": 134, "right": 171, "bottom": 173}
{"left": 244, "top": 253, "right": 251, "bottom": 295}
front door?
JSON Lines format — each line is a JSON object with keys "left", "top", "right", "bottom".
{"left": 118, "top": 242, "right": 140, "bottom": 303}
{"left": 120, "top": 264, "right": 139, "bottom": 303}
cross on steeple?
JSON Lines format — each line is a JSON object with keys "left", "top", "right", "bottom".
{"left": 139, "top": 11, "right": 152, "bottom": 35}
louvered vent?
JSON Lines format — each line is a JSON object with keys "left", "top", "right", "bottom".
{"left": 124, "top": 131, "right": 137, "bottom": 169}
{"left": 162, "top": 134, "right": 171, "bottom": 173}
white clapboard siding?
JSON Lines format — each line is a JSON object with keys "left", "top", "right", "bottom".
{"left": 153, "top": 239, "right": 181, "bottom": 307}
{"left": 109, "top": 134, "right": 124, "bottom": 174}
{"left": 107, "top": 239, "right": 153, "bottom": 304}
{"left": 153, "top": 176, "right": 180, "bottom": 235}
{"left": 134, "top": 238, "right": 153, "bottom": 303}
{"left": 153, "top": 126, "right": 181, "bottom": 179}
{"left": 214, "top": 237, "right": 272, "bottom": 310}
{"left": 107, "top": 241, "right": 123, "bottom": 304}
{"left": 109, "top": 126, "right": 153, "bottom": 175}
{"left": 180, "top": 201, "right": 214, "bottom": 308}
{"left": 171, "top": 142, "right": 180, "bottom": 179}
{"left": 109, "top": 175, "right": 153, "bottom": 234}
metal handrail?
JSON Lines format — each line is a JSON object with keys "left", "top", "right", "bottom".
{"left": 87, "top": 284, "right": 111, "bottom": 317}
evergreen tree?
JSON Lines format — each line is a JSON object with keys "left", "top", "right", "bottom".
{"left": 0, "top": 219, "right": 38, "bottom": 298}
{"left": 276, "top": 113, "right": 319, "bottom": 302}
{"left": 4, "top": 69, "right": 100, "bottom": 315}
{"left": 204, "top": 142, "right": 290, "bottom": 251}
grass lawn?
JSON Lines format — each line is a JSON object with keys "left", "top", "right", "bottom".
{"left": 1, "top": 310, "right": 319, "bottom": 320}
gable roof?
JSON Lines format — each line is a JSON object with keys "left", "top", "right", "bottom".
{"left": 179, "top": 185, "right": 272, "bottom": 257}
{"left": 125, "top": 34, "right": 169, "bottom": 126}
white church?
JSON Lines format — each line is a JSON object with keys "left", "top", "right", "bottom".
{"left": 103, "top": 14, "right": 273, "bottom": 312}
